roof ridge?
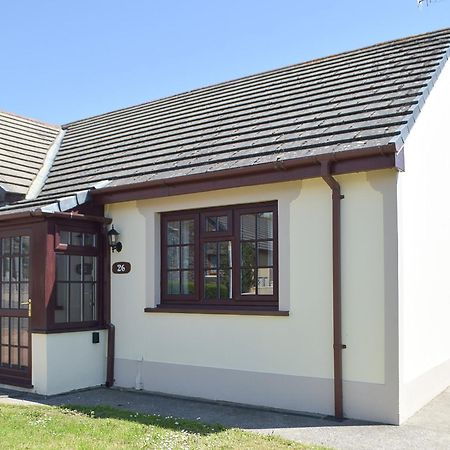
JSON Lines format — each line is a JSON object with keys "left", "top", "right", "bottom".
{"left": 63, "top": 27, "right": 450, "bottom": 128}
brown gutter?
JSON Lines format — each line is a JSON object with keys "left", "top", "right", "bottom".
{"left": 91, "top": 144, "right": 397, "bottom": 204}
{"left": 321, "top": 160, "right": 344, "bottom": 420}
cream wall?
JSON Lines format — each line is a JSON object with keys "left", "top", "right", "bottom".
{"left": 398, "top": 58, "right": 450, "bottom": 422}
{"left": 107, "top": 170, "right": 398, "bottom": 422}
{"left": 32, "top": 330, "right": 108, "bottom": 395}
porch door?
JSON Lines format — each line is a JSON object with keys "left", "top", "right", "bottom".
{"left": 0, "top": 235, "right": 31, "bottom": 387}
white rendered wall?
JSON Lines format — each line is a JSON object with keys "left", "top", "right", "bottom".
{"left": 107, "top": 172, "right": 398, "bottom": 422}
{"left": 32, "top": 330, "right": 108, "bottom": 395}
{"left": 398, "top": 58, "right": 450, "bottom": 422}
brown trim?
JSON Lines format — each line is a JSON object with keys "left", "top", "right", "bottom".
{"left": 91, "top": 146, "right": 396, "bottom": 205}
{"left": 31, "top": 325, "right": 108, "bottom": 334}
{"left": 321, "top": 160, "right": 344, "bottom": 420}
{"left": 144, "top": 306, "right": 289, "bottom": 316}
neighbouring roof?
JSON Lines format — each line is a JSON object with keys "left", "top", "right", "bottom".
{"left": 0, "top": 111, "right": 60, "bottom": 195}
{"left": 1, "top": 28, "right": 450, "bottom": 217}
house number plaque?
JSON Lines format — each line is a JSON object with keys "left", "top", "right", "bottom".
{"left": 112, "top": 262, "right": 131, "bottom": 274}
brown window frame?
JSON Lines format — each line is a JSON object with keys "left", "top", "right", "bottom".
{"left": 160, "top": 201, "right": 278, "bottom": 310}
{"left": 51, "top": 222, "right": 104, "bottom": 331}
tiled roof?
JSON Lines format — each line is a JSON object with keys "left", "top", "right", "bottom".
{"left": 0, "top": 111, "right": 60, "bottom": 195}
{"left": 0, "top": 28, "right": 450, "bottom": 216}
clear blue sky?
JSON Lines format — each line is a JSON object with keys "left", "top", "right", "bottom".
{"left": 1, "top": 0, "right": 449, "bottom": 124}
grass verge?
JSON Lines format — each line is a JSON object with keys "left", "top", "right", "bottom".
{"left": 0, "top": 403, "right": 328, "bottom": 449}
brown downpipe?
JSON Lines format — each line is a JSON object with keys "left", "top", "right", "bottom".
{"left": 321, "top": 160, "right": 344, "bottom": 419}
{"left": 106, "top": 323, "right": 115, "bottom": 387}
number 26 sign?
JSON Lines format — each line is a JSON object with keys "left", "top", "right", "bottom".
{"left": 112, "top": 262, "right": 131, "bottom": 274}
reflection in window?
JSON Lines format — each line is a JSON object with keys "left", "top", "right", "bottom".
{"left": 240, "top": 212, "right": 274, "bottom": 295}
{"left": 203, "top": 241, "right": 232, "bottom": 300}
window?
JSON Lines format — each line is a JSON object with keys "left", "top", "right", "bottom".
{"left": 161, "top": 202, "right": 278, "bottom": 310}
{"left": 54, "top": 227, "right": 100, "bottom": 325}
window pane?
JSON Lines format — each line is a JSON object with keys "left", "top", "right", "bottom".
{"left": 69, "top": 283, "right": 82, "bottom": 322}
{"left": 11, "top": 257, "right": 20, "bottom": 281}
{"left": 19, "top": 283, "right": 29, "bottom": 307}
{"left": 1, "top": 284, "right": 9, "bottom": 308}
{"left": 181, "top": 246, "right": 194, "bottom": 269}
{"left": 205, "top": 216, "right": 217, "bottom": 232}
{"left": 83, "top": 233, "right": 97, "bottom": 247}
{"left": 10, "top": 283, "right": 19, "bottom": 309}
{"left": 83, "top": 256, "right": 96, "bottom": 282}
{"left": 10, "top": 346, "right": 18, "bottom": 366}
{"left": 241, "top": 268, "right": 256, "bottom": 295}
{"left": 257, "top": 212, "right": 273, "bottom": 239}
{"left": 167, "top": 247, "right": 180, "bottom": 269}
{"left": 181, "top": 271, "right": 194, "bottom": 295}
{"left": 167, "top": 271, "right": 180, "bottom": 295}
{"left": 181, "top": 220, "right": 194, "bottom": 244}
{"left": 1, "top": 318, "right": 9, "bottom": 344}
{"left": 1, "top": 346, "right": 8, "bottom": 365}
{"left": 12, "top": 237, "right": 20, "bottom": 255}
{"left": 56, "top": 254, "right": 69, "bottom": 281}
{"left": 20, "top": 318, "right": 28, "bottom": 348}
{"left": 258, "top": 268, "right": 274, "bottom": 295}
{"left": 167, "top": 221, "right": 180, "bottom": 245}
{"left": 70, "top": 256, "right": 82, "bottom": 282}
{"left": 219, "top": 241, "right": 232, "bottom": 269}
{"left": 204, "top": 270, "right": 217, "bottom": 300}
{"left": 257, "top": 241, "right": 273, "bottom": 266}
{"left": 219, "top": 269, "right": 232, "bottom": 300}
{"left": 55, "top": 283, "right": 69, "bottom": 323}
{"left": 241, "top": 214, "right": 256, "bottom": 240}
{"left": 71, "top": 232, "right": 83, "bottom": 246}
{"left": 1, "top": 238, "right": 11, "bottom": 255}
{"left": 217, "top": 216, "right": 228, "bottom": 231}
{"left": 205, "top": 215, "right": 228, "bottom": 233}
{"left": 20, "top": 236, "right": 30, "bottom": 255}
{"left": 204, "top": 243, "right": 218, "bottom": 270}
{"left": 241, "top": 242, "right": 256, "bottom": 267}
{"left": 20, "top": 256, "right": 29, "bottom": 281}
{"left": 83, "top": 283, "right": 96, "bottom": 321}
{"left": 60, "top": 231, "right": 70, "bottom": 244}
{"left": 10, "top": 318, "right": 18, "bottom": 346}
{"left": 2, "top": 257, "right": 10, "bottom": 282}
{"left": 20, "top": 348, "right": 28, "bottom": 368}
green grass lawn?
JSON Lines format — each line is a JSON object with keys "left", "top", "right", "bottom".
{"left": 0, "top": 403, "right": 327, "bottom": 449}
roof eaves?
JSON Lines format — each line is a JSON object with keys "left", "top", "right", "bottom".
{"left": 91, "top": 144, "right": 398, "bottom": 204}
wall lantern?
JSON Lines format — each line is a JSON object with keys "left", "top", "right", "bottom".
{"left": 107, "top": 225, "right": 122, "bottom": 252}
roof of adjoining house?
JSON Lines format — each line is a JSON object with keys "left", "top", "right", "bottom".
{"left": 1, "top": 28, "right": 450, "bottom": 216}
{"left": 0, "top": 111, "right": 60, "bottom": 195}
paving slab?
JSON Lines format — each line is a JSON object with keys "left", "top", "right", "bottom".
{"left": 0, "top": 385, "right": 449, "bottom": 450}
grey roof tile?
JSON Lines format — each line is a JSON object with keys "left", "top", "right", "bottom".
{"left": 0, "top": 111, "right": 60, "bottom": 194}
{"left": 0, "top": 28, "right": 449, "bottom": 215}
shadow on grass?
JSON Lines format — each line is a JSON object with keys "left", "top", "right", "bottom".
{"left": 61, "top": 404, "right": 225, "bottom": 436}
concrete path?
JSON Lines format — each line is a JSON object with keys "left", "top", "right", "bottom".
{"left": 1, "top": 385, "right": 449, "bottom": 450}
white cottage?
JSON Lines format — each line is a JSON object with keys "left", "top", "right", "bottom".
{"left": 0, "top": 28, "right": 449, "bottom": 425}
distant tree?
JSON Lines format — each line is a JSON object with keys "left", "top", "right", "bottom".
{"left": 417, "top": 0, "right": 445, "bottom": 6}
